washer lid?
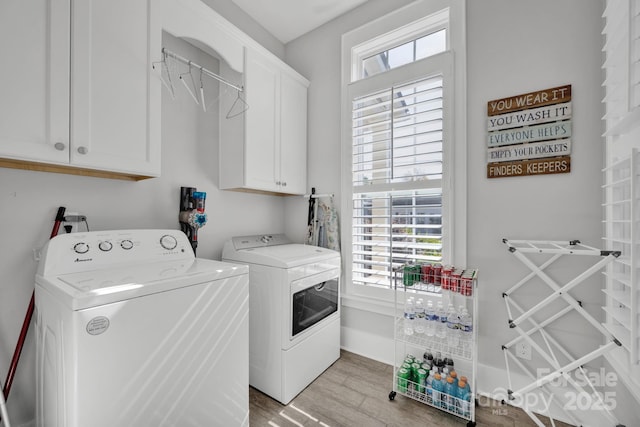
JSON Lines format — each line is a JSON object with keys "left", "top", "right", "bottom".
{"left": 223, "top": 241, "right": 339, "bottom": 268}
{"left": 36, "top": 258, "right": 248, "bottom": 310}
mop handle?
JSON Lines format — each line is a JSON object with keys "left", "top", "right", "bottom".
{"left": 2, "top": 207, "right": 65, "bottom": 401}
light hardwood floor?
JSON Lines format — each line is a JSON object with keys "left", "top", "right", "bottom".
{"left": 248, "top": 350, "right": 574, "bottom": 427}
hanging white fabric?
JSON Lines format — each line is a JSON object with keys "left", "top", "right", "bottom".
{"left": 305, "top": 190, "right": 340, "bottom": 252}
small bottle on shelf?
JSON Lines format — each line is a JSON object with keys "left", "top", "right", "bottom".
{"left": 457, "top": 378, "right": 471, "bottom": 417}
{"left": 431, "top": 373, "right": 445, "bottom": 408}
{"left": 435, "top": 301, "right": 447, "bottom": 340}
{"left": 459, "top": 307, "right": 473, "bottom": 353}
{"left": 446, "top": 304, "right": 459, "bottom": 347}
{"left": 414, "top": 298, "right": 425, "bottom": 334}
{"left": 404, "top": 297, "right": 415, "bottom": 335}
{"left": 424, "top": 300, "right": 436, "bottom": 337}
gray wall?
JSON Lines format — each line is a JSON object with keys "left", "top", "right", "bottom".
{"left": 286, "top": 0, "right": 639, "bottom": 425}
{"left": 0, "top": 29, "right": 288, "bottom": 426}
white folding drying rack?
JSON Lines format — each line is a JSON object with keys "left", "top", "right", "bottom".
{"left": 500, "top": 239, "right": 625, "bottom": 427}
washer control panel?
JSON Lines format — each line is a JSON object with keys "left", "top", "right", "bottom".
{"left": 38, "top": 229, "right": 193, "bottom": 276}
{"left": 230, "top": 234, "right": 292, "bottom": 250}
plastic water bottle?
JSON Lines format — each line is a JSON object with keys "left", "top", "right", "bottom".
{"left": 459, "top": 308, "right": 473, "bottom": 352}
{"left": 424, "top": 300, "right": 436, "bottom": 337}
{"left": 414, "top": 298, "right": 425, "bottom": 334}
{"left": 444, "top": 375, "right": 457, "bottom": 411}
{"left": 446, "top": 304, "right": 459, "bottom": 347}
{"left": 457, "top": 378, "right": 471, "bottom": 417}
{"left": 435, "top": 301, "right": 447, "bottom": 340}
{"left": 404, "top": 297, "right": 415, "bottom": 335}
{"left": 425, "top": 369, "right": 436, "bottom": 399}
{"left": 431, "top": 373, "right": 444, "bottom": 408}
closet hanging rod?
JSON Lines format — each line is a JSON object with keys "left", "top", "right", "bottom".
{"left": 162, "top": 48, "right": 243, "bottom": 92}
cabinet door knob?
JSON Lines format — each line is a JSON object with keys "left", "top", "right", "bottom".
{"left": 77, "top": 146, "right": 88, "bottom": 155}
{"left": 54, "top": 142, "right": 66, "bottom": 151}
{"left": 275, "top": 181, "right": 281, "bottom": 185}
{"left": 282, "top": 182, "right": 287, "bottom": 187}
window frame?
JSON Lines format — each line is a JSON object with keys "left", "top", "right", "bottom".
{"left": 340, "top": 0, "right": 467, "bottom": 305}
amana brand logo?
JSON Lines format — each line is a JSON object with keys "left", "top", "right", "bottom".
{"left": 74, "top": 257, "right": 93, "bottom": 262}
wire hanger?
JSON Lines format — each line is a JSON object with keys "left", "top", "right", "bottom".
{"left": 179, "top": 63, "right": 200, "bottom": 105}
{"left": 152, "top": 52, "right": 175, "bottom": 99}
{"left": 160, "top": 48, "right": 249, "bottom": 116}
{"left": 199, "top": 68, "right": 206, "bottom": 112}
{"left": 226, "top": 90, "right": 249, "bottom": 119}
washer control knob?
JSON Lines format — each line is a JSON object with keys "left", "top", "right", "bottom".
{"left": 98, "top": 241, "right": 113, "bottom": 252}
{"left": 160, "top": 234, "right": 178, "bottom": 250}
{"left": 260, "top": 235, "right": 271, "bottom": 244}
{"left": 73, "top": 242, "right": 89, "bottom": 254}
{"left": 120, "top": 239, "right": 134, "bottom": 250}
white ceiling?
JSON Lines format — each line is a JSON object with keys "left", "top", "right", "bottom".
{"left": 230, "top": 0, "right": 370, "bottom": 44}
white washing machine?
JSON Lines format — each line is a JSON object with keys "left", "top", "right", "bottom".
{"left": 35, "top": 229, "right": 249, "bottom": 427}
{"left": 222, "top": 234, "right": 341, "bottom": 405}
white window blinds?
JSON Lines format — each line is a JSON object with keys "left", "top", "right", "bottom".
{"left": 352, "top": 75, "right": 444, "bottom": 186}
{"left": 351, "top": 75, "right": 444, "bottom": 288}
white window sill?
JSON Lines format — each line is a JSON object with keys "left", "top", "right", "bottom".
{"left": 341, "top": 292, "right": 396, "bottom": 317}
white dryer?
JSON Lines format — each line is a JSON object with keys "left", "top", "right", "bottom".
{"left": 222, "top": 234, "right": 341, "bottom": 405}
{"left": 35, "top": 229, "right": 249, "bottom": 427}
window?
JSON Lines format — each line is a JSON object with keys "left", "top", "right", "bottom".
{"left": 351, "top": 75, "right": 445, "bottom": 287}
{"left": 341, "top": 2, "right": 466, "bottom": 299}
{"left": 361, "top": 29, "right": 446, "bottom": 79}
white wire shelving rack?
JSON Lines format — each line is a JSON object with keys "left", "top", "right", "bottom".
{"left": 500, "top": 239, "right": 625, "bottom": 427}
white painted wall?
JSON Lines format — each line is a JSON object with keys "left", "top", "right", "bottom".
{"left": 0, "top": 31, "right": 287, "bottom": 425}
{"left": 467, "top": 0, "right": 605, "bottom": 387}
{"left": 286, "top": 0, "right": 639, "bottom": 425}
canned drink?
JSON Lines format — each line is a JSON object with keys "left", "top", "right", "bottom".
{"left": 415, "top": 265, "right": 423, "bottom": 284}
{"left": 441, "top": 265, "right": 453, "bottom": 289}
{"left": 451, "top": 270, "right": 462, "bottom": 293}
{"left": 461, "top": 276, "right": 473, "bottom": 296}
{"left": 428, "top": 264, "right": 435, "bottom": 283}
{"left": 401, "top": 362, "right": 412, "bottom": 372}
{"left": 397, "top": 368, "right": 410, "bottom": 393}
{"left": 421, "top": 263, "right": 432, "bottom": 284}
{"left": 403, "top": 265, "right": 414, "bottom": 287}
{"left": 417, "top": 368, "right": 428, "bottom": 393}
{"left": 411, "top": 362, "right": 422, "bottom": 383}
{"left": 433, "top": 264, "right": 442, "bottom": 286}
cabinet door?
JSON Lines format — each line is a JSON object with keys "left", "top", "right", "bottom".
{"left": 70, "top": 0, "right": 160, "bottom": 176}
{"left": 279, "top": 73, "right": 308, "bottom": 195}
{"left": 0, "top": 0, "right": 70, "bottom": 164}
{"left": 244, "top": 48, "right": 279, "bottom": 191}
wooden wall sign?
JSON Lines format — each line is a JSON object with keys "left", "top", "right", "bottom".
{"left": 486, "top": 84, "right": 572, "bottom": 178}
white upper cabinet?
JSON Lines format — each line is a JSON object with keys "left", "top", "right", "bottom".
{"left": 0, "top": 0, "right": 70, "bottom": 165}
{"left": 0, "top": 0, "right": 161, "bottom": 180}
{"left": 220, "top": 47, "right": 309, "bottom": 195}
{"left": 279, "top": 71, "right": 308, "bottom": 195}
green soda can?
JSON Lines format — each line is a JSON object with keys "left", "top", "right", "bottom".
{"left": 413, "top": 265, "right": 422, "bottom": 284}
{"left": 403, "top": 265, "right": 414, "bottom": 286}
{"left": 397, "top": 368, "right": 410, "bottom": 393}
{"left": 411, "top": 362, "right": 421, "bottom": 377}
{"left": 416, "top": 368, "right": 428, "bottom": 394}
